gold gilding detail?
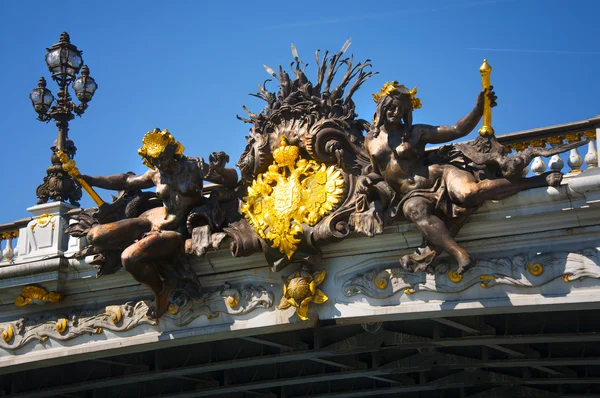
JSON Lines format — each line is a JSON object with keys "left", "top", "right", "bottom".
{"left": 479, "top": 275, "right": 495, "bottom": 281}
{"left": 529, "top": 139, "right": 546, "bottom": 148}
{"left": 57, "top": 151, "right": 105, "bottom": 206}
{"left": 547, "top": 136, "right": 564, "bottom": 145}
{"left": 241, "top": 137, "right": 345, "bottom": 258}
{"left": 447, "top": 268, "right": 463, "bottom": 283}
{"left": 138, "top": 128, "right": 185, "bottom": 169}
{"left": 55, "top": 318, "right": 67, "bottom": 333}
{"left": 562, "top": 275, "right": 571, "bottom": 283}
{"left": 512, "top": 142, "right": 529, "bottom": 151}
{"left": 404, "top": 288, "right": 415, "bottom": 295}
{"left": 277, "top": 269, "right": 328, "bottom": 321}
{"left": 227, "top": 295, "right": 240, "bottom": 308}
{"left": 478, "top": 59, "right": 494, "bottom": 137}
{"left": 527, "top": 262, "right": 544, "bottom": 276}
{"left": 106, "top": 306, "right": 123, "bottom": 324}
{"left": 1, "top": 325, "right": 13, "bottom": 343}
{"left": 565, "top": 133, "right": 582, "bottom": 143}
{"left": 0, "top": 230, "right": 18, "bottom": 240}
{"left": 31, "top": 213, "right": 55, "bottom": 232}
{"left": 480, "top": 282, "right": 491, "bottom": 289}
{"left": 583, "top": 130, "right": 596, "bottom": 139}
{"left": 374, "top": 274, "right": 388, "bottom": 290}
{"left": 167, "top": 303, "right": 179, "bottom": 315}
{"left": 372, "top": 81, "right": 422, "bottom": 109}
{"left": 15, "top": 286, "right": 63, "bottom": 307}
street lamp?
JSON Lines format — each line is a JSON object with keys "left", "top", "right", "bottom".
{"left": 29, "top": 32, "right": 98, "bottom": 205}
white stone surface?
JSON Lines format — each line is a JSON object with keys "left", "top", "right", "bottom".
{"left": 16, "top": 202, "right": 76, "bottom": 261}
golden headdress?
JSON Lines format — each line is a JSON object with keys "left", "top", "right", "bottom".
{"left": 372, "top": 81, "right": 422, "bottom": 110}
{"left": 138, "top": 128, "right": 185, "bottom": 169}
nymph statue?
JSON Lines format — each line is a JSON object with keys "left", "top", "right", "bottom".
{"left": 360, "top": 82, "right": 581, "bottom": 274}
{"left": 79, "top": 128, "right": 238, "bottom": 317}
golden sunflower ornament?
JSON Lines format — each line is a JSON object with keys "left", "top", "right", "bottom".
{"left": 277, "top": 268, "right": 328, "bottom": 321}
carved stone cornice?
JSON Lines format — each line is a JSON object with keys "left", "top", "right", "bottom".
{"left": 343, "top": 248, "right": 600, "bottom": 300}
{"left": 0, "top": 283, "right": 274, "bottom": 351}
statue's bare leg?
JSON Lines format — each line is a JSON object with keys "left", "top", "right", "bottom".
{"left": 445, "top": 167, "right": 562, "bottom": 208}
{"left": 121, "top": 231, "right": 184, "bottom": 318}
{"left": 402, "top": 197, "right": 474, "bottom": 274}
{"left": 87, "top": 218, "right": 152, "bottom": 249}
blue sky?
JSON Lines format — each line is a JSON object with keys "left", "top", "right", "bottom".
{"left": 1, "top": 0, "right": 599, "bottom": 223}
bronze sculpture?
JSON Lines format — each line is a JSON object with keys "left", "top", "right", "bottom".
{"left": 359, "top": 81, "right": 585, "bottom": 274}
{"left": 78, "top": 128, "right": 237, "bottom": 317}
{"left": 61, "top": 43, "right": 587, "bottom": 321}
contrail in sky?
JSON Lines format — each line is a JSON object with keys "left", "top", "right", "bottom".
{"left": 466, "top": 47, "right": 600, "bottom": 55}
{"left": 263, "top": 0, "right": 517, "bottom": 30}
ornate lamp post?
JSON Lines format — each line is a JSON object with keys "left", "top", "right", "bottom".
{"left": 29, "top": 32, "right": 98, "bottom": 206}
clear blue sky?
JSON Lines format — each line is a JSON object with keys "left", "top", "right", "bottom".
{"left": 1, "top": 0, "right": 599, "bottom": 224}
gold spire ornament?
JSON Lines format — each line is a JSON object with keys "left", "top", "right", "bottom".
{"left": 372, "top": 81, "right": 422, "bottom": 110}
{"left": 138, "top": 128, "right": 185, "bottom": 169}
{"left": 478, "top": 59, "right": 494, "bottom": 137}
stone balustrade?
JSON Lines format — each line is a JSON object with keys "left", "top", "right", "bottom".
{"left": 496, "top": 115, "right": 600, "bottom": 176}
{"left": 0, "top": 219, "right": 29, "bottom": 264}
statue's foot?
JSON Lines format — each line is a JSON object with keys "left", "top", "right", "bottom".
{"left": 456, "top": 253, "right": 476, "bottom": 275}
{"left": 148, "top": 282, "right": 173, "bottom": 319}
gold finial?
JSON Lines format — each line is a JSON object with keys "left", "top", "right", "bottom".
{"left": 372, "top": 81, "right": 422, "bottom": 110}
{"left": 478, "top": 59, "right": 494, "bottom": 137}
{"left": 138, "top": 128, "right": 185, "bottom": 169}
{"left": 479, "top": 59, "right": 492, "bottom": 74}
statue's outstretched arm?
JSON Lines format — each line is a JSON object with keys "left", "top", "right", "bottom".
{"left": 82, "top": 170, "right": 155, "bottom": 191}
{"left": 421, "top": 88, "right": 495, "bottom": 144}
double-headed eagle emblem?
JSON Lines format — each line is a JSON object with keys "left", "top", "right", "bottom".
{"left": 241, "top": 137, "right": 345, "bottom": 258}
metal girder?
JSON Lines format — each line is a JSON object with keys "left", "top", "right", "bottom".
{"left": 149, "top": 369, "right": 404, "bottom": 397}
{"left": 432, "top": 317, "right": 495, "bottom": 335}
{"left": 11, "top": 329, "right": 600, "bottom": 398}
{"left": 10, "top": 345, "right": 378, "bottom": 398}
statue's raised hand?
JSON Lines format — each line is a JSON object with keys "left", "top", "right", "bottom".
{"left": 476, "top": 86, "right": 498, "bottom": 110}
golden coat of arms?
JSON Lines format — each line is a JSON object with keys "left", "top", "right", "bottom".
{"left": 241, "top": 137, "right": 345, "bottom": 259}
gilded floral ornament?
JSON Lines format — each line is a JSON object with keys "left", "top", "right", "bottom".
{"left": 137, "top": 128, "right": 185, "bottom": 169}
{"left": 241, "top": 137, "right": 345, "bottom": 258}
{"left": 277, "top": 268, "right": 328, "bottom": 321}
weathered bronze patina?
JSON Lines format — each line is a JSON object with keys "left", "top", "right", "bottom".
{"left": 74, "top": 129, "right": 237, "bottom": 318}
{"left": 358, "top": 80, "right": 586, "bottom": 274}
{"left": 61, "top": 43, "right": 586, "bottom": 320}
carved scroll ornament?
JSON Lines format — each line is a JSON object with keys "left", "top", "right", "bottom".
{"left": 343, "top": 249, "right": 600, "bottom": 300}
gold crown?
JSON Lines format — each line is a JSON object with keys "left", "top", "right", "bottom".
{"left": 138, "top": 128, "right": 185, "bottom": 169}
{"left": 372, "top": 81, "right": 422, "bottom": 110}
{"left": 273, "top": 136, "right": 299, "bottom": 169}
